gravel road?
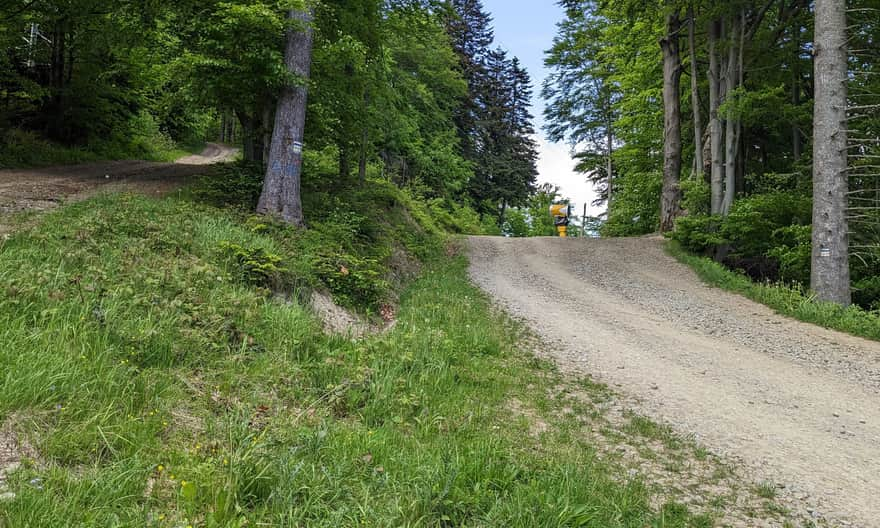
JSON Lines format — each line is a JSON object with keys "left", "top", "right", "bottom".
{"left": 468, "top": 235, "right": 880, "bottom": 527}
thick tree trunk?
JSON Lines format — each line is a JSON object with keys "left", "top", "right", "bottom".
{"left": 659, "top": 10, "right": 683, "bottom": 233}
{"left": 256, "top": 8, "right": 315, "bottom": 226}
{"left": 811, "top": 0, "right": 850, "bottom": 305}
{"left": 721, "top": 13, "right": 741, "bottom": 216}
{"left": 708, "top": 19, "right": 724, "bottom": 215}
{"left": 688, "top": 6, "right": 703, "bottom": 180}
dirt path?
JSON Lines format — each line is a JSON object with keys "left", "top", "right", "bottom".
{"left": 0, "top": 143, "right": 237, "bottom": 235}
{"left": 468, "top": 236, "right": 880, "bottom": 528}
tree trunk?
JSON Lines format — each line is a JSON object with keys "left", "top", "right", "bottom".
{"left": 358, "top": 126, "right": 369, "bottom": 182}
{"left": 708, "top": 19, "right": 724, "bottom": 214}
{"left": 721, "top": 13, "right": 740, "bottom": 215}
{"left": 48, "top": 18, "right": 68, "bottom": 140}
{"left": 262, "top": 104, "right": 273, "bottom": 167}
{"left": 659, "top": 10, "right": 683, "bottom": 233}
{"left": 256, "top": 7, "right": 315, "bottom": 227}
{"left": 606, "top": 116, "right": 614, "bottom": 212}
{"left": 237, "top": 110, "right": 265, "bottom": 164}
{"left": 811, "top": 0, "right": 850, "bottom": 305}
{"left": 688, "top": 6, "right": 703, "bottom": 180}
{"left": 791, "top": 25, "right": 803, "bottom": 160}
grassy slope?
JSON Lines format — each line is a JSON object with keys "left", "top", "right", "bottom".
{"left": 0, "top": 189, "right": 709, "bottom": 527}
{"left": 0, "top": 129, "right": 206, "bottom": 169}
{"left": 667, "top": 241, "right": 880, "bottom": 342}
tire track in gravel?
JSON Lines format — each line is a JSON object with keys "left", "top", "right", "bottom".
{"left": 468, "top": 235, "right": 880, "bottom": 528}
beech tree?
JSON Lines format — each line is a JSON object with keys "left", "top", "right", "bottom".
{"left": 659, "top": 7, "right": 683, "bottom": 232}
{"left": 257, "top": 7, "right": 315, "bottom": 226}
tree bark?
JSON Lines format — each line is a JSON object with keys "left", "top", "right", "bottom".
{"left": 791, "top": 24, "right": 803, "bottom": 160}
{"left": 708, "top": 19, "right": 724, "bottom": 215}
{"left": 811, "top": 0, "right": 850, "bottom": 305}
{"left": 236, "top": 110, "right": 265, "bottom": 165}
{"left": 721, "top": 13, "right": 740, "bottom": 216}
{"left": 256, "top": 7, "right": 315, "bottom": 227}
{"left": 659, "top": 10, "right": 683, "bottom": 233}
{"left": 688, "top": 6, "right": 703, "bottom": 180}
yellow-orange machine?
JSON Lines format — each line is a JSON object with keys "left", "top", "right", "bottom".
{"left": 549, "top": 203, "right": 572, "bottom": 237}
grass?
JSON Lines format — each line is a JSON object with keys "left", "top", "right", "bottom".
{"left": 0, "top": 128, "right": 206, "bottom": 169}
{"left": 667, "top": 241, "right": 880, "bottom": 342}
{"left": 0, "top": 191, "right": 711, "bottom": 526}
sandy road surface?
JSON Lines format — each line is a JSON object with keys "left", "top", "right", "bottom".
{"left": 468, "top": 235, "right": 880, "bottom": 527}
{"left": 0, "top": 143, "right": 237, "bottom": 234}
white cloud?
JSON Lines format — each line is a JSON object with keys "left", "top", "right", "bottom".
{"left": 536, "top": 136, "right": 605, "bottom": 217}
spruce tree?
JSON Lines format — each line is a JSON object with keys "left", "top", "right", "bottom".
{"left": 444, "top": 0, "right": 493, "bottom": 161}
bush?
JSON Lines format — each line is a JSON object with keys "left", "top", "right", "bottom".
{"left": 854, "top": 276, "right": 880, "bottom": 311}
{"left": 719, "top": 191, "right": 812, "bottom": 258}
{"left": 601, "top": 170, "right": 662, "bottom": 237}
{"left": 670, "top": 215, "right": 725, "bottom": 254}
{"left": 680, "top": 178, "right": 711, "bottom": 216}
{"left": 193, "top": 162, "right": 264, "bottom": 208}
{"left": 767, "top": 225, "right": 811, "bottom": 285}
{"left": 219, "top": 241, "right": 288, "bottom": 289}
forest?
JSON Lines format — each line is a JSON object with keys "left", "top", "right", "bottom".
{"left": 545, "top": 0, "right": 880, "bottom": 309}
{"left": 0, "top": 0, "right": 540, "bottom": 227}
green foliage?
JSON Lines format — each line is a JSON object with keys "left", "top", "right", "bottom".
{"left": 767, "top": 225, "right": 812, "bottom": 285}
{"left": 854, "top": 276, "right": 880, "bottom": 311}
{"left": 680, "top": 178, "right": 711, "bottom": 217}
{"left": 192, "top": 162, "right": 265, "bottom": 209}
{"left": 219, "top": 241, "right": 287, "bottom": 289}
{"left": 602, "top": 171, "right": 662, "bottom": 237}
{"left": 670, "top": 215, "right": 725, "bottom": 254}
{"left": 311, "top": 251, "right": 389, "bottom": 309}
{"left": 719, "top": 192, "right": 812, "bottom": 258}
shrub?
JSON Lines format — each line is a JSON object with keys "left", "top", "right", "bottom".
{"left": 670, "top": 215, "right": 725, "bottom": 254}
{"left": 854, "top": 276, "right": 880, "bottom": 311}
{"left": 194, "top": 162, "right": 264, "bottom": 208}
{"left": 720, "top": 191, "right": 812, "bottom": 258}
{"left": 219, "top": 241, "right": 287, "bottom": 289}
{"left": 767, "top": 225, "right": 811, "bottom": 285}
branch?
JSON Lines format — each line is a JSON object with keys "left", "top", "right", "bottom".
{"left": 1, "top": 0, "right": 40, "bottom": 22}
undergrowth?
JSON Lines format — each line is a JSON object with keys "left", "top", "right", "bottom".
{"left": 0, "top": 189, "right": 709, "bottom": 526}
{"left": 667, "top": 241, "right": 880, "bottom": 342}
{"left": 0, "top": 127, "right": 204, "bottom": 169}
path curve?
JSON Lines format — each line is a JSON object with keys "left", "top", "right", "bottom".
{"left": 468, "top": 235, "right": 880, "bottom": 527}
{"left": 0, "top": 143, "right": 238, "bottom": 234}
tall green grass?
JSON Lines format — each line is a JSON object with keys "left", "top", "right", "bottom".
{"left": 667, "top": 242, "right": 880, "bottom": 341}
{"left": 0, "top": 194, "right": 708, "bottom": 526}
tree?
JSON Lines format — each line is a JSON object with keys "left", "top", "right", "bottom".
{"left": 543, "top": 0, "right": 618, "bottom": 212}
{"left": 811, "top": 0, "right": 850, "bottom": 305}
{"left": 444, "top": 0, "right": 494, "bottom": 162}
{"left": 257, "top": 6, "right": 314, "bottom": 226}
{"left": 659, "top": 7, "right": 683, "bottom": 232}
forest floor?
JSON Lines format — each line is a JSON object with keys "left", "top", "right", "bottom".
{"left": 0, "top": 143, "right": 238, "bottom": 236}
{"left": 469, "top": 235, "right": 880, "bottom": 528}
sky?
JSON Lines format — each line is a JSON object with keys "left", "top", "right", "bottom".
{"left": 481, "top": 0, "right": 604, "bottom": 217}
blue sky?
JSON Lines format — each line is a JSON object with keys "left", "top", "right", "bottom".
{"left": 482, "top": 0, "right": 603, "bottom": 216}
